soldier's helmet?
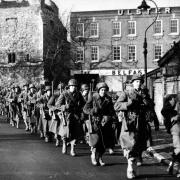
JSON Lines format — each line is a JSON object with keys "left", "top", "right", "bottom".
{"left": 81, "top": 84, "right": 89, "bottom": 91}
{"left": 23, "top": 83, "right": 29, "bottom": 88}
{"left": 45, "top": 86, "right": 52, "bottom": 92}
{"left": 96, "top": 82, "right": 109, "bottom": 92}
{"left": 29, "top": 84, "right": 36, "bottom": 89}
{"left": 131, "top": 74, "right": 144, "bottom": 84}
{"left": 15, "top": 85, "right": 20, "bottom": 90}
{"left": 68, "top": 79, "right": 78, "bottom": 87}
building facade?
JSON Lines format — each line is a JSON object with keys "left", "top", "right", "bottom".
{"left": 70, "top": 6, "right": 180, "bottom": 91}
{"left": 0, "top": 0, "right": 68, "bottom": 87}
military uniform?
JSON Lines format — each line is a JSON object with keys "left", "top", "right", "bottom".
{"left": 36, "top": 85, "right": 45, "bottom": 138}
{"left": 39, "top": 86, "right": 52, "bottom": 142}
{"left": 48, "top": 90, "right": 61, "bottom": 146}
{"left": 56, "top": 79, "right": 84, "bottom": 156}
{"left": 114, "top": 74, "right": 150, "bottom": 179}
{"left": 161, "top": 95, "right": 180, "bottom": 177}
{"left": 8, "top": 86, "right": 17, "bottom": 127}
{"left": 27, "top": 84, "right": 38, "bottom": 133}
{"left": 19, "top": 83, "right": 30, "bottom": 131}
{"left": 83, "top": 82, "right": 116, "bottom": 166}
{"left": 80, "top": 84, "right": 90, "bottom": 144}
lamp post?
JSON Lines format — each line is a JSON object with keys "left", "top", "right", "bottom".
{"left": 138, "top": 0, "right": 158, "bottom": 87}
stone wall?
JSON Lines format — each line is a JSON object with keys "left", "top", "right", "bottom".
{"left": 0, "top": 0, "right": 70, "bottom": 87}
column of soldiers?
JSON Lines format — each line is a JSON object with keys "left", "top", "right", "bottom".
{"left": 2, "top": 75, "right": 180, "bottom": 179}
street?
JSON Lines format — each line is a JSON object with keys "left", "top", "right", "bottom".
{"left": 0, "top": 117, "right": 177, "bottom": 180}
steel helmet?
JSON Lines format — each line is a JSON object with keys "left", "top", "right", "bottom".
{"left": 131, "top": 74, "right": 144, "bottom": 84}
{"left": 29, "top": 84, "right": 36, "bottom": 89}
{"left": 81, "top": 84, "right": 89, "bottom": 91}
{"left": 96, "top": 82, "right": 109, "bottom": 92}
{"left": 68, "top": 79, "right": 78, "bottom": 86}
{"left": 45, "top": 86, "right": 52, "bottom": 92}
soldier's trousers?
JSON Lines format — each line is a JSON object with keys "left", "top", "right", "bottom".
{"left": 171, "top": 123, "right": 180, "bottom": 157}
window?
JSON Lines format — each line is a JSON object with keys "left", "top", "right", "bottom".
{"left": 128, "top": 21, "right": 136, "bottom": 36}
{"left": 112, "top": 46, "right": 121, "bottom": 61}
{"left": 26, "top": 54, "right": 30, "bottom": 62}
{"left": 90, "top": 23, "right": 98, "bottom": 37}
{"left": 91, "top": 46, "right": 99, "bottom": 62}
{"left": 76, "top": 23, "right": 84, "bottom": 37}
{"left": 128, "top": 45, "right": 136, "bottom": 61}
{"left": 154, "top": 20, "right": 162, "bottom": 34}
{"left": 170, "top": 19, "right": 179, "bottom": 34}
{"left": 8, "top": 53, "right": 16, "bottom": 63}
{"left": 112, "top": 22, "right": 121, "bottom": 36}
{"left": 76, "top": 47, "right": 84, "bottom": 62}
{"left": 154, "top": 45, "right": 162, "bottom": 61}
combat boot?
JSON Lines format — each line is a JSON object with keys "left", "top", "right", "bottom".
{"left": 98, "top": 155, "right": 105, "bottom": 166}
{"left": 55, "top": 139, "right": 60, "bottom": 147}
{"left": 70, "top": 140, "right": 76, "bottom": 156}
{"left": 62, "top": 140, "right": 67, "bottom": 154}
{"left": 91, "top": 148, "right": 97, "bottom": 166}
{"left": 127, "top": 157, "right": 136, "bottom": 179}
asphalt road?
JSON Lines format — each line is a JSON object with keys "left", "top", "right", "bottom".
{"left": 0, "top": 118, "right": 178, "bottom": 180}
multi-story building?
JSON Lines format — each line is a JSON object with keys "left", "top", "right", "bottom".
{"left": 0, "top": 0, "right": 68, "bottom": 87}
{"left": 70, "top": 6, "right": 180, "bottom": 91}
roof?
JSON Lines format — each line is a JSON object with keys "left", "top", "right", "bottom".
{"left": 158, "top": 40, "right": 180, "bottom": 67}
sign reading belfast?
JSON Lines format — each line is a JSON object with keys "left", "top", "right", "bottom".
{"left": 71, "top": 69, "right": 154, "bottom": 76}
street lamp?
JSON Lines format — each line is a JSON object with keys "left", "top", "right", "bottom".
{"left": 138, "top": 0, "right": 158, "bottom": 87}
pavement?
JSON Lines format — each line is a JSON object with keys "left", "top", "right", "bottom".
{"left": 1, "top": 117, "right": 176, "bottom": 180}
{"left": 147, "top": 125, "right": 173, "bottom": 166}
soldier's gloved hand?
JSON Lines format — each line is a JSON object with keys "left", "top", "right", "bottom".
{"left": 90, "top": 107, "right": 98, "bottom": 115}
{"left": 127, "top": 98, "right": 133, "bottom": 107}
{"left": 61, "top": 105, "right": 66, "bottom": 111}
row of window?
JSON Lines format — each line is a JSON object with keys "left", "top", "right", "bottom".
{"left": 76, "top": 19, "right": 179, "bottom": 37}
{"left": 76, "top": 45, "right": 163, "bottom": 62}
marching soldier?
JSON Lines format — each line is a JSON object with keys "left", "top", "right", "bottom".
{"left": 48, "top": 83, "right": 65, "bottom": 147}
{"left": 19, "top": 83, "right": 30, "bottom": 131}
{"left": 161, "top": 94, "right": 180, "bottom": 177}
{"left": 13, "top": 85, "right": 22, "bottom": 129}
{"left": 36, "top": 84, "right": 45, "bottom": 138}
{"left": 8, "top": 85, "right": 16, "bottom": 127}
{"left": 56, "top": 79, "right": 84, "bottom": 156}
{"left": 27, "top": 84, "right": 37, "bottom": 133}
{"left": 83, "top": 82, "right": 117, "bottom": 166}
{"left": 4, "top": 87, "right": 11, "bottom": 121}
{"left": 39, "top": 86, "right": 52, "bottom": 142}
{"left": 80, "top": 84, "right": 90, "bottom": 144}
{"left": 114, "top": 74, "right": 150, "bottom": 179}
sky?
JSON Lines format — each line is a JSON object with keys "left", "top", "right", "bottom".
{"left": 54, "top": 0, "right": 180, "bottom": 13}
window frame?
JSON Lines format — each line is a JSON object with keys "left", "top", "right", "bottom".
{"left": 76, "top": 47, "right": 84, "bottom": 63}
{"left": 154, "top": 20, "right": 163, "bottom": 35}
{"left": 127, "top": 21, "right": 136, "bottom": 37}
{"left": 91, "top": 46, "right": 99, "bottom": 62}
{"left": 112, "top": 21, "right": 121, "bottom": 37}
{"left": 127, "top": 45, "right": 136, "bottom": 62}
{"left": 112, "top": 45, "right": 122, "bottom": 62}
{"left": 153, "top": 44, "right": 163, "bottom": 61}
{"left": 90, "top": 22, "right": 99, "bottom": 38}
{"left": 170, "top": 19, "right": 179, "bottom": 35}
{"left": 76, "top": 23, "right": 84, "bottom": 37}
